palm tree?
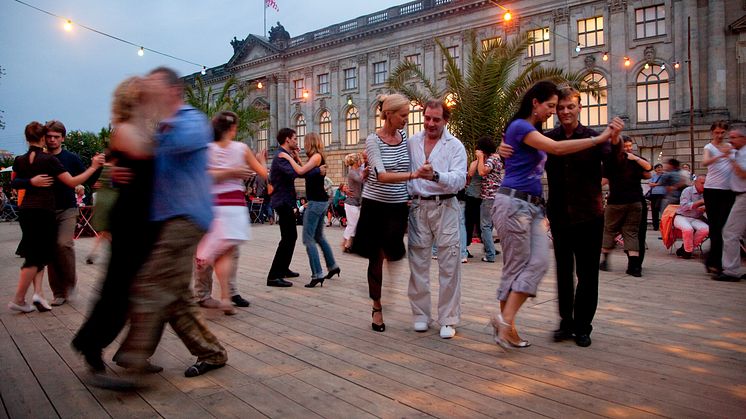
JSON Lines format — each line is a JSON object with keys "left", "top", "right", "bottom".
{"left": 387, "top": 31, "right": 596, "bottom": 156}
{"left": 185, "top": 76, "right": 270, "bottom": 144}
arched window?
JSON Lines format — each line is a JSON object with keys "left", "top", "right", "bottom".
{"left": 407, "top": 102, "right": 423, "bottom": 138}
{"left": 580, "top": 72, "right": 608, "bottom": 127}
{"left": 295, "top": 114, "right": 306, "bottom": 143}
{"left": 636, "top": 64, "right": 669, "bottom": 122}
{"left": 319, "top": 110, "right": 332, "bottom": 146}
{"left": 345, "top": 106, "right": 359, "bottom": 145}
{"left": 375, "top": 107, "right": 383, "bottom": 130}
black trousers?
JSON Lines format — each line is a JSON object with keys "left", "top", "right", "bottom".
{"left": 649, "top": 195, "right": 664, "bottom": 230}
{"left": 551, "top": 216, "right": 604, "bottom": 336}
{"left": 703, "top": 188, "right": 736, "bottom": 270}
{"left": 267, "top": 203, "right": 297, "bottom": 279}
{"left": 464, "top": 195, "right": 482, "bottom": 243}
{"left": 637, "top": 199, "right": 649, "bottom": 264}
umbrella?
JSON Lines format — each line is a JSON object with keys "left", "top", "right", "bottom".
{"left": 0, "top": 166, "right": 12, "bottom": 173}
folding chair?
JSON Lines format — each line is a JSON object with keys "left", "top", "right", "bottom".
{"left": 0, "top": 202, "right": 19, "bottom": 222}
{"left": 249, "top": 197, "right": 265, "bottom": 223}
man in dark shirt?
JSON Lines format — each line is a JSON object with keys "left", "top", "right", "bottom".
{"left": 544, "top": 88, "right": 622, "bottom": 348}
{"left": 266, "top": 128, "right": 324, "bottom": 287}
{"left": 601, "top": 137, "right": 652, "bottom": 278}
{"left": 44, "top": 121, "right": 87, "bottom": 305}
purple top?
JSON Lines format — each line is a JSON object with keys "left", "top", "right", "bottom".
{"left": 501, "top": 119, "right": 547, "bottom": 196}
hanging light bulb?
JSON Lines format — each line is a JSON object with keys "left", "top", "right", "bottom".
{"left": 302, "top": 90, "right": 309, "bottom": 99}
{"left": 602, "top": 52, "right": 608, "bottom": 61}
{"left": 624, "top": 56, "right": 631, "bottom": 67}
{"left": 201, "top": 66, "right": 206, "bottom": 76}
{"left": 63, "top": 19, "right": 73, "bottom": 31}
{"left": 503, "top": 10, "right": 512, "bottom": 21}
{"left": 660, "top": 63, "right": 666, "bottom": 70}
{"left": 257, "top": 81, "right": 263, "bottom": 89}
{"left": 347, "top": 95, "right": 353, "bottom": 106}
{"left": 138, "top": 47, "right": 144, "bottom": 57}
{"left": 575, "top": 44, "right": 582, "bottom": 53}
{"left": 644, "top": 62, "right": 650, "bottom": 69}
{"left": 674, "top": 61, "right": 680, "bottom": 69}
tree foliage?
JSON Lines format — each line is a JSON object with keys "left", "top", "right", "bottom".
{"left": 184, "top": 76, "right": 269, "bottom": 144}
{"left": 64, "top": 130, "right": 106, "bottom": 167}
{"left": 386, "top": 32, "right": 596, "bottom": 157}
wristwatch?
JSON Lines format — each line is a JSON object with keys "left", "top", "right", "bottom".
{"left": 432, "top": 171, "right": 440, "bottom": 183}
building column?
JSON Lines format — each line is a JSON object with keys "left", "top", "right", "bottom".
{"left": 706, "top": 0, "right": 728, "bottom": 117}
{"left": 269, "top": 74, "right": 279, "bottom": 147}
{"left": 277, "top": 73, "right": 288, "bottom": 137}
{"left": 607, "top": 0, "right": 628, "bottom": 121}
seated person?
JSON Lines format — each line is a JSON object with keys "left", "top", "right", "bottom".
{"left": 332, "top": 183, "right": 347, "bottom": 218}
{"left": 673, "top": 175, "right": 709, "bottom": 259}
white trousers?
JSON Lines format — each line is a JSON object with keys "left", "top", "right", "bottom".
{"left": 722, "top": 193, "right": 746, "bottom": 276}
{"left": 672, "top": 215, "right": 709, "bottom": 253}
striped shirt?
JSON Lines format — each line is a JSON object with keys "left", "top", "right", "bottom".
{"left": 363, "top": 130, "right": 410, "bottom": 203}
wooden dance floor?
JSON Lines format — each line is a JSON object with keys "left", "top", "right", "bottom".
{"left": 0, "top": 222, "right": 744, "bottom": 418}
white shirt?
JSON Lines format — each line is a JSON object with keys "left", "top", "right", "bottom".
{"left": 732, "top": 147, "right": 746, "bottom": 193}
{"left": 704, "top": 142, "right": 732, "bottom": 190}
{"left": 407, "top": 129, "right": 467, "bottom": 197}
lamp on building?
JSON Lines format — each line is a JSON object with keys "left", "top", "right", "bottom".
{"left": 257, "top": 81, "right": 264, "bottom": 89}
{"left": 673, "top": 61, "right": 680, "bottom": 70}
{"left": 575, "top": 44, "right": 582, "bottom": 53}
{"left": 624, "top": 56, "right": 631, "bottom": 67}
{"left": 503, "top": 10, "right": 512, "bottom": 21}
{"left": 346, "top": 95, "right": 353, "bottom": 106}
{"left": 644, "top": 62, "right": 650, "bottom": 69}
{"left": 302, "top": 90, "right": 309, "bottom": 99}
{"left": 602, "top": 52, "right": 608, "bottom": 61}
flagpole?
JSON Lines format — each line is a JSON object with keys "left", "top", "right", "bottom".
{"left": 263, "top": 1, "right": 267, "bottom": 37}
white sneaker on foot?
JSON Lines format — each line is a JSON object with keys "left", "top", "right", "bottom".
{"left": 413, "top": 321, "right": 429, "bottom": 332}
{"left": 440, "top": 325, "right": 456, "bottom": 339}
{"left": 32, "top": 294, "right": 52, "bottom": 312}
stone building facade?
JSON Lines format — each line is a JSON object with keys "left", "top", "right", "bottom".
{"left": 186, "top": 0, "right": 746, "bottom": 184}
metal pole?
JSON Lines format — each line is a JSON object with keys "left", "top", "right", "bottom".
{"left": 263, "top": 2, "right": 267, "bottom": 37}
{"left": 688, "top": 16, "right": 695, "bottom": 168}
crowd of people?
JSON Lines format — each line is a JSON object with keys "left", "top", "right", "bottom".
{"left": 5, "top": 69, "right": 745, "bottom": 390}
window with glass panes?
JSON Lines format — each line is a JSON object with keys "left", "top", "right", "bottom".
{"left": 481, "top": 37, "right": 502, "bottom": 51}
{"left": 293, "top": 79, "right": 305, "bottom": 99}
{"left": 441, "top": 46, "right": 460, "bottom": 71}
{"left": 635, "top": 5, "right": 665, "bottom": 39}
{"left": 256, "top": 126, "right": 268, "bottom": 153}
{"left": 319, "top": 110, "right": 332, "bottom": 146}
{"left": 580, "top": 72, "right": 608, "bottom": 127}
{"left": 405, "top": 54, "right": 421, "bottom": 70}
{"left": 577, "top": 17, "right": 604, "bottom": 48}
{"left": 295, "top": 114, "right": 306, "bottom": 143}
{"left": 407, "top": 103, "right": 423, "bottom": 138}
{"left": 373, "top": 61, "right": 388, "bottom": 85}
{"left": 343, "top": 68, "right": 357, "bottom": 90}
{"left": 636, "top": 64, "right": 669, "bottom": 122}
{"left": 345, "top": 107, "right": 359, "bottom": 145}
{"left": 527, "top": 28, "right": 550, "bottom": 57}
{"left": 317, "top": 73, "right": 329, "bottom": 94}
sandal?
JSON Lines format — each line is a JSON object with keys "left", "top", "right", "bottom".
{"left": 371, "top": 307, "right": 385, "bottom": 332}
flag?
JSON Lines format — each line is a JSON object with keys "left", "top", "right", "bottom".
{"left": 265, "top": 0, "right": 279, "bottom": 11}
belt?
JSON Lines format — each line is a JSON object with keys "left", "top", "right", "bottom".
{"left": 497, "top": 187, "right": 544, "bottom": 206}
{"left": 412, "top": 194, "right": 456, "bottom": 201}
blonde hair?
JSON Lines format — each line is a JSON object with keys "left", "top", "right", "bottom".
{"left": 377, "top": 93, "right": 409, "bottom": 122}
{"left": 111, "top": 76, "right": 144, "bottom": 123}
{"left": 304, "top": 132, "right": 326, "bottom": 161}
{"left": 344, "top": 152, "right": 362, "bottom": 167}
{"left": 75, "top": 185, "right": 85, "bottom": 194}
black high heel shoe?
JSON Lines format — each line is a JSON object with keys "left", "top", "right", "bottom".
{"left": 371, "top": 307, "right": 385, "bottom": 332}
{"left": 325, "top": 267, "right": 341, "bottom": 279}
{"left": 304, "top": 278, "right": 325, "bottom": 288}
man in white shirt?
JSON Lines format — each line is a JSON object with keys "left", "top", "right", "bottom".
{"left": 716, "top": 129, "right": 746, "bottom": 281}
{"left": 407, "top": 100, "right": 467, "bottom": 338}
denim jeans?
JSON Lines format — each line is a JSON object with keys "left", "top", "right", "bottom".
{"left": 480, "top": 199, "right": 497, "bottom": 261}
{"left": 302, "top": 200, "right": 338, "bottom": 279}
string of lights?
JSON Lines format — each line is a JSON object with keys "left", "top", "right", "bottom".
{"left": 12, "top": 0, "right": 208, "bottom": 75}
{"left": 490, "top": 2, "right": 680, "bottom": 70}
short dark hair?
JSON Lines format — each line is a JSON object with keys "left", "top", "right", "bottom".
{"left": 44, "top": 120, "right": 66, "bottom": 137}
{"left": 149, "top": 66, "right": 183, "bottom": 89}
{"left": 667, "top": 158, "right": 680, "bottom": 168}
{"left": 476, "top": 136, "right": 497, "bottom": 155}
{"left": 510, "top": 81, "right": 560, "bottom": 129}
{"left": 622, "top": 135, "right": 633, "bottom": 145}
{"left": 557, "top": 87, "right": 581, "bottom": 104}
{"left": 654, "top": 163, "right": 662, "bottom": 169}
{"left": 277, "top": 127, "right": 296, "bottom": 145}
{"left": 710, "top": 120, "right": 729, "bottom": 131}
{"left": 25, "top": 121, "right": 46, "bottom": 143}
{"left": 212, "top": 111, "right": 238, "bottom": 141}
{"left": 424, "top": 99, "right": 450, "bottom": 121}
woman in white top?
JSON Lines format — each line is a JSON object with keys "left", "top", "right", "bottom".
{"left": 701, "top": 120, "right": 735, "bottom": 274}
{"left": 194, "top": 111, "right": 268, "bottom": 315}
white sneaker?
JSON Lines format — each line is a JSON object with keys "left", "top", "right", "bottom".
{"left": 413, "top": 321, "right": 429, "bottom": 332}
{"left": 8, "top": 302, "right": 35, "bottom": 313}
{"left": 32, "top": 294, "right": 52, "bottom": 312}
{"left": 440, "top": 325, "right": 456, "bottom": 339}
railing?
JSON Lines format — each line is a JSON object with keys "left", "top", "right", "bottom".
{"left": 314, "top": 29, "right": 330, "bottom": 40}
{"left": 367, "top": 11, "right": 388, "bottom": 25}
{"left": 400, "top": 2, "right": 423, "bottom": 15}
{"left": 338, "top": 21, "right": 358, "bottom": 32}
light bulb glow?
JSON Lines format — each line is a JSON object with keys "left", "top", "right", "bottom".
{"left": 257, "top": 81, "right": 263, "bottom": 89}
{"left": 575, "top": 44, "right": 581, "bottom": 53}
{"left": 302, "top": 90, "right": 309, "bottom": 99}
{"left": 201, "top": 66, "right": 206, "bottom": 75}
{"left": 503, "top": 11, "right": 511, "bottom": 21}
{"left": 644, "top": 62, "right": 649, "bottom": 69}
{"left": 674, "top": 61, "right": 680, "bottom": 69}
{"left": 602, "top": 52, "right": 608, "bottom": 61}
{"left": 138, "top": 47, "right": 144, "bottom": 57}
{"left": 64, "top": 19, "right": 73, "bottom": 31}
{"left": 660, "top": 63, "right": 665, "bottom": 70}
{"left": 624, "top": 57, "right": 631, "bottom": 67}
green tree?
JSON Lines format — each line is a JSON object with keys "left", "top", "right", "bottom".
{"left": 64, "top": 130, "right": 105, "bottom": 167}
{"left": 185, "top": 76, "right": 269, "bottom": 144}
{"left": 386, "top": 32, "right": 596, "bottom": 157}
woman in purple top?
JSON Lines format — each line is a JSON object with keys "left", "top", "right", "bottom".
{"left": 490, "top": 81, "right": 623, "bottom": 349}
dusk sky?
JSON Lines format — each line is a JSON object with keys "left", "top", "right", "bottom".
{"left": 0, "top": 0, "right": 406, "bottom": 155}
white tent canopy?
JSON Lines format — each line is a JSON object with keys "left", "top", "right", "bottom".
{"left": 0, "top": 166, "right": 12, "bottom": 173}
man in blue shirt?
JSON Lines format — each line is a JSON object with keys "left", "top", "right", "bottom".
{"left": 115, "top": 67, "right": 227, "bottom": 379}
{"left": 266, "top": 128, "right": 324, "bottom": 286}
